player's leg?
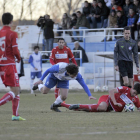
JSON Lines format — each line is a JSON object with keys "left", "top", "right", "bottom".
{"left": 54, "top": 86, "right": 60, "bottom": 99}
{"left": 68, "top": 95, "right": 109, "bottom": 112}
{"left": 0, "top": 65, "right": 25, "bottom": 120}
{"left": 127, "top": 61, "right": 133, "bottom": 88}
{"left": 30, "top": 72, "right": 36, "bottom": 94}
{"left": 118, "top": 60, "right": 129, "bottom": 86}
{"left": 51, "top": 80, "right": 69, "bottom": 112}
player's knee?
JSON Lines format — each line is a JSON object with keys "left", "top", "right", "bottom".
{"left": 61, "top": 95, "right": 67, "bottom": 100}
{"left": 124, "top": 82, "right": 129, "bottom": 86}
{"left": 97, "top": 104, "right": 107, "bottom": 112}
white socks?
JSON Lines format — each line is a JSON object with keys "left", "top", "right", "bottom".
{"left": 54, "top": 95, "right": 63, "bottom": 105}
{"left": 30, "top": 79, "right": 34, "bottom": 89}
{"left": 38, "top": 84, "right": 44, "bottom": 91}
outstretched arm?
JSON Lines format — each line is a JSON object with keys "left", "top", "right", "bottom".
{"left": 76, "top": 73, "right": 96, "bottom": 100}
{"left": 40, "top": 64, "right": 59, "bottom": 81}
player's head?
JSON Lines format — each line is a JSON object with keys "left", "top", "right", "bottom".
{"left": 57, "top": 38, "right": 65, "bottom": 49}
{"left": 132, "top": 83, "right": 140, "bottom": 96}
{"left": 34, "top": 46, "right": 39, "bottom": 53}
{"left": 66, "top": 63, "right": 79, "bottom": 78}
{"left": 2, "top": 13, "right": 13, "bottom": 25}
{"left": 123, "top": 26, "right": 131, "bottom": 40}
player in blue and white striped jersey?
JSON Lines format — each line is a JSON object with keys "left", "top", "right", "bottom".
{"left": 33, "top": 62, "right": 96, "bottom": 112}
{"left": 28, "top": 46, "right": 42, "bottom": 94}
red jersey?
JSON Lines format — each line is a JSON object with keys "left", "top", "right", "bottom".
{"left": 50, "top": 46, "right": 77, "bottom": 65}
{"left": 109, "top": 86, "right": 140, "bottom": 112}
{"left": 0, "top": 26, "right": 20, "bottom": 66}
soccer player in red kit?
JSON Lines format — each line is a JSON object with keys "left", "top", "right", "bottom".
{"left": 57, "top": 83, "right": 140, "bottom": 112}
{"left": 50, "top": 38, "right": 77, "bottom": 100}
{"left": 0, "top": 13, "right": 25, "bottom": 120}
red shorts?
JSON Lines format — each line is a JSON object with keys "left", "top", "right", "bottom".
{"left": 0, "top": 65, "right": 19, "bottom": 87}
{"left": 97, "top": 95, "right": 109, "bottom": 106}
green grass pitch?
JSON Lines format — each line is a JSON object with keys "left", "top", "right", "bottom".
{"left": 0, "top": 91, "right": 140, "bottom": 140}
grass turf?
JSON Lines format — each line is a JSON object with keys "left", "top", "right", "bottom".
{"left": 0, "top": 91, "right": 140, "bottom": 140}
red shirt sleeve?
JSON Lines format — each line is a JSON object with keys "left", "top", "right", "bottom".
{"left": 49, "top": 49, "right": 56, "bottom": 65}
{"left": 134, "top": 96, "right": 140, "bottom": 109}
{"left": 12, "top": 32, "right": 20, "bottom": 62}
{"left": 116, "top": 86, "right": 127, "bottom": 94}
{"left": 68, "top": 49, "right": 77, "bottom": 65}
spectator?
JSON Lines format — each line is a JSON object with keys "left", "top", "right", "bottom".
{"left": 70, "top": 13, "right": 77, "bottom": 42}
{"left": 112, "top": 3, "right": 123, "bottom": 12}
{"left": 123, "top": 0, "right": 134, "bottom": 17}
{"left": 127, "top": 8, "right": 138, "bottom": 39}
{"left": 114, "top": 10, "right": 127, "bottom": 38}
{"left": 82, "top": 1, "right": 91, "bottom": 17}
{"left": 57, "top": 13, "right": 71, "bottom": 36}
{"left": 137, "top": 39, "right": 140, "bottom": 52}
{"left": 137, "top": 9, "right": 140, "bottom": 39}
{"left": 88, "top": 0, "right": 101, "bottom": 28}
{"left": 72, "top": 11, "right": 90, "bottom": 42}
{"left": 70, "top": 13, "right": 77, "bottom": 29}
{"left": 42, "top": 15, "right": 54, "bottom": 51}
{"left": 115, "top": 0, "right": 125, "bottom": 7}
{"left": 108, "top": 0, "right": 116, "bottom": 13}
{"left": 102, "top": 10, "right": 117, "bottom": 41}
{"left": 73, "top": 41, "right": 89, "bottom": 66}
{"left": 98, "top": 1, "right": 110, "bottom": 28}
{"left": 115, "top": 10, "right": 127, "bottom": 28}
{"left": 133, "top": 0, "right": 140, "bottom": 14}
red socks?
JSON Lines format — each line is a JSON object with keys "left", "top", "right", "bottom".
{"left": 0, "top": 92, "right": 15, "bottom": 106}
{"left": 55, "top": 88, "right": 60, "bottom": 99}
{"left": 12, "top": 95, "right": 20, "bottom": 116}
{"left": 61, "top": 103, "right": 71, "bottom": 108}
{"left": 79, "top": 104, "right": 99, "bottom": 112}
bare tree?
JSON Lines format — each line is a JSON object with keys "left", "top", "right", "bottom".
{"left": 20, "top": 0, "right": 25, "bottom": 20}
{"left": 28, "top": 0, "right": 34, "bottom": 20}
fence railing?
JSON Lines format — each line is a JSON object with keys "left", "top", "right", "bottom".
{"left": 53, "top": 28, "right": 124, "bottom": 50}
{"left": 21, "top": 50, "right": 83, "bottom": 66}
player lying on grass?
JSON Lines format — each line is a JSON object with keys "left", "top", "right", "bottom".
{"left": 33, "top": 62, "right": 96, "bottom": 112}
{"left": 54, "top": 83, "right": 140, "bottom": 112}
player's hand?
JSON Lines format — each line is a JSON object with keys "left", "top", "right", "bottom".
{"left": 115, "top": 66, "right": 119, "bottom": 71}
{"left": 114, "top": 103, "right": 122, "bottom": 107}
{"left": 16, "top": 59, "right": 20, "bottom": 63}
{"left": 136, "top": 67, "right": 140, "bottom": 74}
{"left": 35, "top": 68, "right": 38, "bottom": 70}
{"left": 34, "top": 80, "right": 43, "bottom": 85}
{"left": 89, "top": 96, "right": 96, "bottom": 100}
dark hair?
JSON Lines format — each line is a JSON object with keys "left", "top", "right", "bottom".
{"left": 66, "top": 64, "right": 79, "bottom": 75}
{"left": 124, "top": 26, "right": 130, "bottom": 31}
{"left": 72, "top": 13, "right": 77, "bottom": 18}
{"left": 34, "top": 46, "right": 39, "bottom": 50}
{"left": 117, "top": 10, "right": 122, "bottom": 13}
{"left": 76, "top": 11, "right": 81, "bottom": 14}
{"left": 133, "top": 83, "right": 140, "bottom": 95}
{"left": 84, "top": 1, "right": 88, "bottom": 3}
{"left": 2, "top": 13, "right": 13, "bottom": 25}
{"left": 58, "top": 38, "right": 65, "bottom": 42}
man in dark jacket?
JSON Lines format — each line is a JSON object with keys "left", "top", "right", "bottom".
{"left": 73, "top": 41, "right": 89, "bottom": 66}
{"left": 123, "top": 0, "right": 134, "bottom": 17}
{"left": 98, "top": 1, "right": 110, "bottom": 28}
{"left": 82, "top": 1, "right": 91, "bottom": 17}
{"left": 72, "top": 11, "right": 90, "bottom": 42}
{"left": 42, "top": 14, "right": 54, "bottom": 51}
{"left": 127, "top": 8, "right": 138, "bottom": 39}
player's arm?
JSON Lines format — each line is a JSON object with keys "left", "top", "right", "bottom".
{"left": 40, "top": 64, "right": 59, "bottom": 81}
{"left": 40, "top": 55, "right": 42, "bottom": 71}
{"left": 133, "top": 97, "right": 140, "bottom": 111}
{"left": 76, "top": 73, "right": 96, "bottom": 100}
{"left": 12, "top": 33, "right": 21, "bottom": 62}
{"left": 49, "top": 49, "right": 56, "bottom": 65}
{"left": 28, "top": 55, "right": 36, "bottom": 69}
{"left": 133, "top": 42, "right": 139, "bottom": 70}
{"left": 68, "top": 49, "right": 77, "bottom": 65}
{"left": 109, "top": 87, "right": 122, "bottom": 107}
{"left": 114, "top": 41, "right": 119, "bottom": 71}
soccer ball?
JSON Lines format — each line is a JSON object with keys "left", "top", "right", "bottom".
{"left": 102, "top": 85, "right": 108, "bottom": 92}
{"left": 95, "top": 86, "right": 101, "bottom": 92}
{"left": 124, "top": 103, "right": 135, "bottom": 112}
